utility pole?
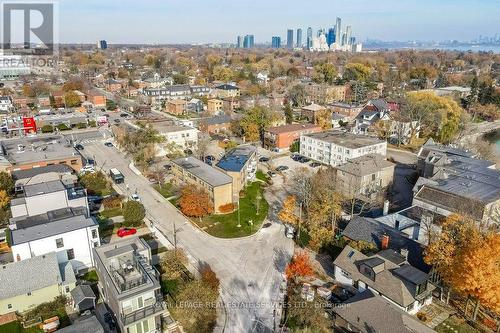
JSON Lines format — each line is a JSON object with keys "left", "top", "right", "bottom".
{"left": 173, "top": 217, "right": 177, "bottom": 249}
{"left": 298, "top": 201, "right": 302, "bottom": 240}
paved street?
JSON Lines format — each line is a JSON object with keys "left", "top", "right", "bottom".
{"left": 82, "top": 140, "right": 294, "bottom": 333}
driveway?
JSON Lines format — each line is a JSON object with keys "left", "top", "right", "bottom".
{"left": 82, "top": 141, "right": 294, "bottom": 333}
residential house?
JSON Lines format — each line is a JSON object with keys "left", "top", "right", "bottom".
{"left": 0, "top": 252, "right": 75, "bottom": 315}
{"left": 142, "top": 73, "right": 173, "bottom": 88}
{"left": 265, "top": 123, "right": 321, "bottom": 151}
{"left": 216, "top": 145, "right": 257, "bottom": 197}
{"left": 190, "top": 85, "right": 210, "bottom": 96}
{"left": 56, "top": 315, "right": 104, "bottom": 333}
{"left": 51, "top": 91, "right": 65, "bottom": 108}
{"left": 432, "top": 86, "right": 471, "bottom": 99}
{"left": 207, "top": 99, "right": 224, "bottom": 114}
{"left": 333, "top": 289, "right": 435, "bottom": 333}
{"left": 353, "top": 99, "right": 391, "bottom": 135}
{"left": 257, "top": 72, "right": 269, "bottom": 85}
{"left": 300, "top": 103, "right": 327, "bottom": 122}
{"left": 0, "top": 135, "right": 83, "bottom": 172}
{"left": 300, "top": 130, "right": 387, "bottom": 166}
{"left": 12, "top": 96, "right": 29, "bottom": 109}
{"left": 94, "top": 238, "right": 164, "bottom": 333}
{"left": 166, "top": 99, "right": 187, "bottom": 115}
{"left": 240, "top": 95, "right": 270, "bottom": 109}
{"left": 331, "top": 112, "right": 350, "bottom": 128}
{"left": 267, "top": 92, "right": 286, "bottom": 110}
{"left": 334, "top": 154, "right": 395, "bottom": 201}
{"left": 152, "top": 123, "right": 199, "bottom": 155}
{"left": 304, "top": 83, "right": 347, "bottom": 104}
{"left": 212, "top": 84, "right": 240, "bottom": 99}
{"left": 86, "top": 90, "right": 106, "bottom": 108}
{"left": 329, "top": 102, "right": 363, "bottom": 121}
{"left": 187, "top": 98, "right": 204, "bottom": 113}
{"left": 105, "top": 79, "right": 122, "bottom": 93}
{"left": 222, "top": 97, "right": 240, "bottom": 112}
{"left": 0, "top": 96, "right": 13, "bottom": 113}
{"left": 198, "top": 115, "right": 232, "bottom": 134}
{"left": 171, "top": 156, "right": 233, "bottom": 213}
{"left": 144, "top": 85, "right": 191, "bottom": 105}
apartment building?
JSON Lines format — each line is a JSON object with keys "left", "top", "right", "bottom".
{"left": 300, "top": 103, "right": 327, "bottom": 122}
{"left": 166, "top": 99, "right": 187, "bottom": 115}
{"left": 152, "top": 123, "right": 199, "bottom": 155}
{"left": 264, "top": 123, "right": 321, "bottom": 151}
{"left": 304, "top": 83, "right": 346, "bottom": 104}
{"left": 216, "top": 145, "right": 257, "bottom": 197}
{"left": 0, "top": 96, "right": 13, "bottom": 113}
{"left": 300, "top": 130, "right": 387, "bottom": 166}
{"left": 94, "top": 238, "right": 164, "bottom": 333}
{"left": 171, "top": 156, "right": 233, "bottom": 213}
{"left": 144, "top": 85, "right": 209, "bottom": 105}
{"left": 0, "top": 252, "right": 75, "bottom": 315}
{"left": 207, "top": 99, "right": 224, "bottom": 114}
{"left": 334, "top": 154, "right": 395, "bottom": 200}
{"left": 198, "top": 115, "right": 232, "bottom": 134}
{"left": 212, "top": 84, "right": 240, "bottom": 99}
{"left": 329, "top": 102, "right": 363, "bottom": 120}
{"left": 0, "top": 135, "right": 83, "bottom": 172}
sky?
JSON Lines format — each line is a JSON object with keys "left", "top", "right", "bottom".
{"left": 55, "top": 0, "right": 500, "bottom": 44}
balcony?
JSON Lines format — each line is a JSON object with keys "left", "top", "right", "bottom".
{"left": 122, "top": 299, "right": 165, "bottom": 326}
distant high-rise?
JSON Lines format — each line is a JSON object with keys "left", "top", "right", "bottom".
{"left": 335, "top": 17, "right": 342, "bottom": 45}
{"left": 98, "top": 40, "right": 107, "bottom": 49}
{"left": 287, "top": 29, "right": 294, "bottom": 49}
{"left": 341, "top": 33, "right": 348, "bottom": 46}
{"left": 272, "top": 36, "right": 281, "bottom": 48}
{"left": 243, "top": 35, "right": 254, "bottom": 48}
{"left": 345, "top": 25, "right": 352, "bottom": 45}
{"left": 306, "top": 27, "right": 313, "bottom": 49}
{"left": 296, "top": 29, "right": 303, "bottom": 48}
{"left": 327, "top": 28, "right": 336, "bottom": 46}
{"left": 237, "top": 36, "right": 244, "bottom": 48}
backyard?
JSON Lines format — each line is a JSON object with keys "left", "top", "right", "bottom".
{"left": 435, "top": 316, "right": 481, "bottom": 333}
{"left": 0, "top": 321, "right": 42, "bottom": 333}
{"left": 194, "top": 181, "right": 269, "bottom": 238}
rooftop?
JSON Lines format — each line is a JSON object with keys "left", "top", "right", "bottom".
{"left": 0, "top": 135, "right": 79, "bottom": 165}
{"left": 10, "top": 206, "right": 95, "bottom": 245}
{"left": 11, "top": 164, "right": 74, "bottom": 181}
{"left": 0, "top": 252, "right": 75, "bottom": 299}
{"left": 152, "top": 123, "right": 196, "bottom": 134}
{"left": 216, "top": 145, "right": 256, "bottom": 172}
{"left": 267, "top": 123, "right": 320, "bottom": 135}
{"left": 335, "top": 154, "right": 395, "bottom": 176}
{"left": 172, "top": 156, "right": 232, "bottom": 187}
{"left": 303, "top": 130, "right": 385, "bottom": 149}
{"left": 215, "top": 84, "right": 239, "bottom": 90}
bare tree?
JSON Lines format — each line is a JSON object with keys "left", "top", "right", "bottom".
{"left": 290, "top": 167, "right": 314, "bottom": 212}
{"left": 196, "top": 133, "right": 211, "bottom": 160}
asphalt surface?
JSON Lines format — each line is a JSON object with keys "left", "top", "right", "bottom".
{"left": 81, "top": 140, "right": 294, "bottom": 333}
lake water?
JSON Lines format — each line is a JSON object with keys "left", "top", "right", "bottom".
{"left": 365, "top": 45, "right": 500, "bottom": 54}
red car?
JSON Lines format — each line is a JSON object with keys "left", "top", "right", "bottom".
{"left": 117, "top": 227, "right": 137, "bottom": 237}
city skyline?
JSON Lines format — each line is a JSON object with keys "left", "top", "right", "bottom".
{"left": 56, "top": 0, "right": 500, "bottom": 44}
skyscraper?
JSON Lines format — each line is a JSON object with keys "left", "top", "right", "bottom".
{"left": 272, "top": 36, "right": 281, "bottom": 48}
{"left": 287, "top": 29, "right": 294, "bottom": 49}
{"left": 98, "top": 40, "right": 107, "bottom": 49}
{"left": 335, "top": 17, "right": 342, "bottom": 45}
{"left": 306, "top": 27, "right": 313, "bottom": 49}
{"left": 237, "top": 36, "right": 244, "bottom": 48}
{"left": 296, "top": 29, "right": 302, "bottom": 48}
{"left": 345, "top": 25, "right": 352, "bottom": 45}
{"left": 327, "top": 28, "right": 336, "bottom": 46}
{"left": 243, "top": 35, "right": 254, "bottom": 48}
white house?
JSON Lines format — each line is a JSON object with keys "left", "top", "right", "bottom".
{"left": 0, "top": 96, "right": 13, "bottom": 113}
{"left": 152, "top": 123, "right": 199, "bottom": 155}
{"left": 9, "top": 206, "right": 100, "bottom": 274}
{"left": 333, "top": 245, "right": 434, "bottom": 315}
{"left": 256, "top": 72, "right": 269, "bottom": 85}
{"left": 300, "top": 130, "right": 387, "bottom": 166}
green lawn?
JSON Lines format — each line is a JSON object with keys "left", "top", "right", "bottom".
{"left": 154, "top": 183, "right": 175, "bottom": 198}
{"left": 81, "top": 270, "right": 99, "bottom": 283}
{"left": 255, "top": 170, "right": 269, "bottom": 183}
{"left": 0, "top": 322, "right": 42, "bottom": 333}
{"left": 196, "top": 181, "right": 269, "bottom": 238}
{"left": 435, "top": 316, "right": 480, "bottom": 333}
{"left": 98, "top": 207, "right": 122, "bottom": 219}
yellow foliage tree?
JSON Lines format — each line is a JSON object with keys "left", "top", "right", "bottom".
{"left": 0, "top": 190, "right": 9, "bottom": 209}
{"left": 278, "top": 195, "right": 299, "bottom": 226}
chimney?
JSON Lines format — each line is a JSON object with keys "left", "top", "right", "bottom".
{"left": 383, "top": 200, "right": 389, "bottom": 216}
{"left": 400, "top": 248, "right": 409, "bottom": 262}
{"left": 381, "top": 234, "right": 389, "bottom": 250}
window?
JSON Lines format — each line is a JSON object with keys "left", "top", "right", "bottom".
{"left": 91, "top": 229, "right": 98, "bottom": 239}
{"left": 70, "top": 159, "right": 78, "bottom": 165}
{"left": 67, "top": 249, "right": 75, "bottom": 260}
{"left": 27, "top": 292, "right": 31, "bottom": 296}
{"left": 65, "top": 286, "right": 70, "bottom": 293}
{"left": 7, "top": 304, "right": 11, "bottom": 309}
{"left": 94, "top": 242, "right": 99, "bottom": 248}
{"left": 55, "top": 238, "right": 64, "bottom": 248}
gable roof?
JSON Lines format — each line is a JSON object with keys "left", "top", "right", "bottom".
{"left": 334, "top": 154, "right": 394, "bottom": 176}
{"left": 334, "top": 290, "right": 435, "bottom": 333}
{"left": 342, "top": 216, "right": 430, "bottom": 272}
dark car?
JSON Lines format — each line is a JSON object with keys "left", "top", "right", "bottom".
{"left": 310, "top": 162, "right": 321, "bottom": 167}
{"left": 184, "top": 149, "right": 193, "bottom": 155}
{"left": 299, "top": 157, "right": 311, "bottom": 163}
{"left": 163, "top": 164, "right": 172, "bottom": 170}
{"left": 86, "top": 158, "right": 95, "bottom": 166}
{"left": 259, "top": 157, "right": 270, "bottom": 162}
{"left": 74, "top": 144, "right": 84, "bottom": 150}
{"left": 267, "top": 170, "right": 277, "bottom": 177}
{"left": 291, "top": 154, "right": 302, "bottom": 161}
{"left": 120, "top": 113, "right": 129, "bottom": 118}
{"left": 275, "top": 165, "right": 289, "bottom": 172}
{"left": 114, "top": 119, "right": 121, "bottom": 123}
{"left": 104, "top": 142, "right": 113, "bottom": 147}
{"left": 204, "top": 155, "right": 215, "bottom": 164}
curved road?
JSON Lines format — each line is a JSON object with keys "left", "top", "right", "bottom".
{"left": 83, "top": 140, "right": 294, "bottom": 333}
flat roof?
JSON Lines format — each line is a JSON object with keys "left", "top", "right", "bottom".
{"left": 172, "top": 156, "right": 232, "bottom": 187}
{"left": 303, "top": 130, "right": 385, "bottom": 149}
{"left": 216, "top": 145, "right": 256, "bottom": 172}
{"left": 0, "top": 135, "right": 79, "bottom": 165}
{"left": 10, "top": 207, "right": 96, "bottom": 245}
{"left": 152, "top": 123, "right": 196, "bottom": 133}
{"left": 267, "top": 123, "right": 320, "bottom": 134}
{"left": 23, "top": 179, "right": 66, "bottom": 197}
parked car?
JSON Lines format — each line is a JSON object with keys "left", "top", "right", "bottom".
{"left": 74, "top": 143, "right": 84, "bottom": 150}
{"left": 104, "top": 142, "right": 114, "bottom": 147}
{"left": 285, "top": 225, "right": 295, "bottom": 239}
{"left": 291, "top": 154, "right": 302, "bottom": 161}
{"left": 267, "top": 170, "right": 277, "bottom": 177}
{"left": 299, "top": 157, "right": 311, "bottom": 163}
{"left": 130, "top": 193, "right": 141, "bottom": 202}
{"left": 114, "top": 119, "right": 121, "bottom": 123}
{"left": 275, "top": 165, "right": 289, "bottom": 172}
{"left": 117, "top": 227, "right": 137, "bottom": 237}
{"left": 310, "top": 162, "right": 321, "bottom": 168}
{"left": 163, "top": 164, "right": 172, "bottom": 171}
{"left": 120, "top": 113, "right": 129, "bottom": 118}
{"left": 270, "top": 148, "right": 280, "bottom": 153}
{"left": 80, "top": 165, "right": 95, "bottom": 174}
{"left": 259, "top": 157, "right": 270, "bottom": 162}
{"left": 205, "top": 155, "right": 216, "bottom": 161}
{"left": 86, "top": 158, "right": 95, "bottom": 166}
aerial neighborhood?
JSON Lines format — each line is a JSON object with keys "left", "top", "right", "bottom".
{"left": 0, "top": 13, "right": 499, "bottom": 333}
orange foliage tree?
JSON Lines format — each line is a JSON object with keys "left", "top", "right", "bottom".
{"left": 285, "top": 251, "right": 313, "bottom": 280}
{"left": 178, "top": 185, "right": 213, "bottom": 218}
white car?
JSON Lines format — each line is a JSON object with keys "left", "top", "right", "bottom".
{"left": 80, "top": 165, "right": 95, "bottom": 174}
{"left": 285, "top": 225, "right": 295, "bottom": 239}
{"left": 130, "top": 194, "right": 141, "bottom": 202}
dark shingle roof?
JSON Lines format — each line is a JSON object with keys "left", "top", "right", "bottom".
{"left": 11, "top": 164, "right": 74, "bottom": 181}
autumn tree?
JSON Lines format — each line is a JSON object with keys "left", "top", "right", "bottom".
{"left": 278, "top": 195, "right": 299, "bottom": 227}
{"left": 0, "top": 190, "right": 10, "bottom": 209}
{"left": 178, "top": 185, "right": 213, "bottom": 218}
{"left": 312, "top": 63, "right": 337, "bottom": 84}
{"left": 289, "top": 84, "right": 307, "bottom": 107}
{"left": 200, "top": 264, "right": 220, "bottom": 291}
{"left": 64, "top": 91, "right": 82, "bottom": 107}
{"left": 0, "top": 172, "right": 14, "bottom": 194}
{"left": 122, "top": 200, "right": 146, "bottom": 226}
{"left": 239, "top": 106, "right": 275, "bottom": 144}
{"left": 212, "top": 65, "right": 234, "bottom": 82}
{"left": 285, "top": 251, "right": 313, "bottom": 280}
{"left": 314, "top": 109, "right": 332, "bottom": 130}
{"left": 343, "top": 63, "right": 371, "bottom": 82}
{"left": 284, "top": 103, "right": 293, "bottom": 124}
{"left": 160, "top": 249, "right": 188, "bottom": 280}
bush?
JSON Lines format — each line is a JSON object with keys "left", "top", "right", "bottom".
{"left": 56, "top": 123, "right": 70, "bottom": 131}
{"left": 290, "top": 140, "right": 300, "bottom": 153}
{"left": 0, "top": 171, "right": 14, "bottom": 193}
{"left": 80, "top": 171, "right": 109, "bottom": 195}
{"left": 89, "top": 120, "right": 97, "bottom": 127}
{"left": 76, "top": 122, "right": 87, "bottom": 129}
{"left": 102, "top": 196, "right": 122, "bottom": 209}
{"left": 200, "top": 264, "right": 220, "bottom": 290}
{"left": 218, "top": 203, "right": 235, "bottom": 214}
{"left": 122, "top": 200, "right": 145, "bottom": 226}
{"left": 41, "top": 124, "right": 54, "bottom": 133}
{"left": 416, "top": 312, "right": 428, "bottom": 322}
